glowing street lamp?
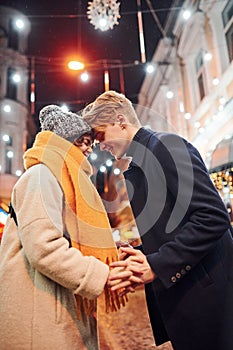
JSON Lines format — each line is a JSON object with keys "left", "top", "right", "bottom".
{"left": 67, "top": 58, "right": 125, "bottom": 93}
{"left": 68, "top": 61, "right": 85, "bottom": 71}
{"left": 67, "top": 59, "right": 110, "bottom": 91}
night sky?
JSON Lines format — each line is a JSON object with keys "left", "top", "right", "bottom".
{"left": 1, "top": 0, "right": 173, "bottom": 122}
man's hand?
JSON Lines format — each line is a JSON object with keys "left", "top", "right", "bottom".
{"left": 107, "top": 265, "right": 143, "bottom": 291}
{"left": 108, "top": 247, "right": 156, "bottom": 293}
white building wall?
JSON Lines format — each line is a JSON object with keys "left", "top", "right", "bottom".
{"left": 0, "top": 6, "right": 31, "bottom": 203}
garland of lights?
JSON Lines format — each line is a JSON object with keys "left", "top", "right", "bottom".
{"left": 87, "top": 0, "right": 121, "bottom": 31}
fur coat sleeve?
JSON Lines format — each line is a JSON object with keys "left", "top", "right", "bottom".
{"left": 12, "top": 163, "right": 109, "bottom": 299}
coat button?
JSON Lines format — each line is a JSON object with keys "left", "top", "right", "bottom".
{"left": 181, "top": 269, "right": 186, "bottom": 275}
{"left": 176, "top": 272, "right": 181, "bottom": 279}
{"left": 185, "top": 265, "right": 191, "bottom": 271}
{"left": 171, "top": 276, "right": 176, "bottom": 283}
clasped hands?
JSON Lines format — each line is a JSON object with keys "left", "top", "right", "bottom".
{"left": 107, "top": 247, "right": 156, "bottom": 296}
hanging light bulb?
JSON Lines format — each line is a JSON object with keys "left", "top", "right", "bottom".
{"left": 80, "top": 72, "right": 89, "bottom": 82}
{"left": 87, "top": 0, "right": 121, "bottom": 31}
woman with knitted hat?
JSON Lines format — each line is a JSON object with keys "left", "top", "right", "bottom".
{"left": 0, "top": 105, "right": 130, "bottom": 350}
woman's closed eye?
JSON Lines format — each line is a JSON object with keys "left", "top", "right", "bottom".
{"left": 83, "top": 139, "right": 92, "bottom": 147}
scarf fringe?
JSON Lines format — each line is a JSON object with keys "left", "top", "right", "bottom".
{"left": 75, "top": 288, "right": 128, "bottom": 321}
{"left": 104, "top": 286, "right": 128, "bottom": 313}
{"left": 73, "top": 243, "right": 128, "bottom": 319}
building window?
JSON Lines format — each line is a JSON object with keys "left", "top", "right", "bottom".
{"left": 6, "top": 67, "right": 17, "bottom": 100}
{"left": 195, "top": 51, "right": 205, "bottom": 101}
{"left": 197, "top": 74, "right": 205, "bottom": 101}
{"left": 225, "top": 24, "right": 233, "bottom": 62}
{"left": 222, "top": 1, "right": 233, "bottom": 62}
{"left": 8, "top": 19, "right": 19, "bottom": 50}
{"left": 0, "top": 26, "right": 7, "bottom": 45}
{"left": 5, "top": 149, "right": 13, "bottom": 174}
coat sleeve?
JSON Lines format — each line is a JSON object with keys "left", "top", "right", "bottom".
{"left": 145, "top": 133, "right": 231, "bottom": 289}
{"left": 13, "top": 164, "right": 109, "bottom": 300}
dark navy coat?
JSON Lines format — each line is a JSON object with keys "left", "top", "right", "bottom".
{"left": 124, "top": 128, "right": 233, "bottom": 350}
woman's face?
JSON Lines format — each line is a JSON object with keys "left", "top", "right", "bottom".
{"left": 73, "top": 134, "right": 93, "bottom": 157}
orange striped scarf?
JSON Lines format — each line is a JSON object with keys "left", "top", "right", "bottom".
{"left": 24, "top": 131, "right": 126, "bottom": 317}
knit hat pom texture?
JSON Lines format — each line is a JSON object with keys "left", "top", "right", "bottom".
{"left": 39, "top": 105, "right": 91, "bottom": 142}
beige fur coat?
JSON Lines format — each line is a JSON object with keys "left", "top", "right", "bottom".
{"left": 0, "top": 164, "right": 109, "bottom": 350}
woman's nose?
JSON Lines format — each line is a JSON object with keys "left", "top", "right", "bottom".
{"left": 86, "top": 145, "right": 92, "bottom": 154}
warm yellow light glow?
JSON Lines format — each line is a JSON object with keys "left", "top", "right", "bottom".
{"left": 137, "top": 4, "right": 146, "bottom": 63}
{"left": 30, "top": 91, "right": 35, "bottom": 103}
{"left": 68, "top": 61, "right": 85, "bottom": 71}
{"left": 104, "top": 70, "right": 110, "bottom": 91}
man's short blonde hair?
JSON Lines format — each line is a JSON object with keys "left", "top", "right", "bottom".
{"left": 82, "top": 90, "right": 141, "bottom": 128}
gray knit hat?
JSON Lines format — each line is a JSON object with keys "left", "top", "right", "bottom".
{"left": 39, "top": 105, "right": 91, "bottom": 143}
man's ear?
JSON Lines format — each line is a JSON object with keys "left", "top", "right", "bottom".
{"left": 117, "top": 114, "right": 128, "bottom": 124}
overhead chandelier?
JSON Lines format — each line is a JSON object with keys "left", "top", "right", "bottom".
{"left": 87, "top": 0, "right": 121, "bottom": 32}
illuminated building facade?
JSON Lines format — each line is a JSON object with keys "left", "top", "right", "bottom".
{"left": 137, "top": 0, "right": 233, "bottom": 218}
{"left": 0, "top": 6, "right": 35, "bottom": 236}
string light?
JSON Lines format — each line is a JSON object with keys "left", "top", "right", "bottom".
{"left": 3, "top": 105, "right": 11, "bottom": 113}
{"left": 87, "top": 0, "right": 121, "bottom": 31}
{"left": 15, "top": 18, "right": 25, "bottom": 30}
{"left": 210, "top": 170, "right": 233, "bottom": 194}
{"left": 80, "top": 72, "right": 89, "bottom": 82}
{"left": 61, "top": 104, "right": 69, "bottom": 112}
{"left": 146, "top": 63, "right": 155, "bottom": 73}
{"left": 182, "top": 9, "right": 191, "bottom": 20}
{"left": 166, "top": 90, "right": 174, "bottom": 99}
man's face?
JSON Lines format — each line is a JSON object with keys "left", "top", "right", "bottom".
{"left": 94, "top": 123, "right": 130, "bottom": 159}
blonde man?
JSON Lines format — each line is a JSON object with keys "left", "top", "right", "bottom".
{"left": 83, "top": 90, "right": 233, "bottom": 350}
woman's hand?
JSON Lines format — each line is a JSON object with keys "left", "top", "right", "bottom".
{"left": 108, "top": 247, "right": 157, "bottom": 293}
